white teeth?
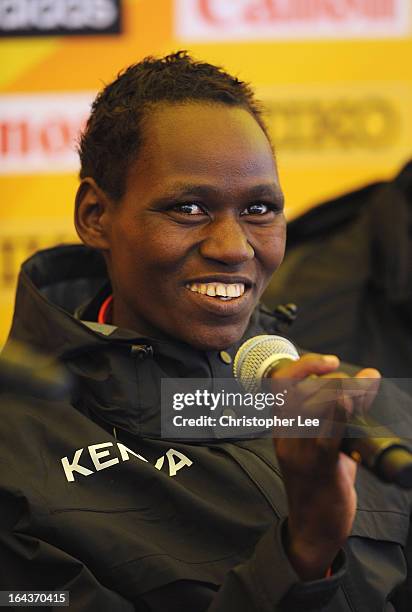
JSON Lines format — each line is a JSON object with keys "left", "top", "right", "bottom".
{"left": 186, "top": 282, "right": 246, "bottom": 299}
{"left": 216, "top": 284, "right": 227, "bottom": 297}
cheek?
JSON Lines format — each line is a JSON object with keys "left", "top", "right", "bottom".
{"left": 254, "top": 224, "right": 286, "bottom": 275}
{"left": 272, "top": 232, "right": 286, "bottom": 268}
{"left": 112, "top": 234, "right": 188, "bottom": 289}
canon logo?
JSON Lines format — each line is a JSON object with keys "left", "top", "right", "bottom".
{"left": 197, "top": 0, "right": 395, "bottom": 23}
{"left": 0, "top": 0, "right": 121, "bottom": 36}
{"left": 176, "top": 0, "right": 408, "bottom": 40}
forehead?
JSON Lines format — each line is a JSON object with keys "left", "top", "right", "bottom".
{"left": 132, "top": 102, "right": 277, "bottom": 187}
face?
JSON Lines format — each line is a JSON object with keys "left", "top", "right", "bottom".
{"left": 101, "top": 103, "right": 285, "bottom": 350}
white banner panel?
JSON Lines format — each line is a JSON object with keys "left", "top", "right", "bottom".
{"left": 175, "top": 0, "right": 410, "bottom": 41}
{"left": 0, "top": 92, "right": 94, "bottom": 175}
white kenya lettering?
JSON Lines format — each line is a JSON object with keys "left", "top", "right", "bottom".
{"left": 61, "top": 449, "right": 94, "bottom": 482}
{"left": 117, "top": 443, "right": 148, "bottom": 463}
{"left": 61, "top": 443, "right": 192, "bottom": 482}
{"left": 89, "top": 442, "right": 119, "bottom": 471}
{"left": 155, "top": 448, "right": 193, "bottom": 476}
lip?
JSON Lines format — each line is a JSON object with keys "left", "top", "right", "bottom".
{"left": 183, "top": 283, "right": 254, "bottom": 317}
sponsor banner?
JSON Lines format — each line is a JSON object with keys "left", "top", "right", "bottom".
{"left": 0, "top": 92, "right": 94, "bottom": 174}
{"left": 175, "top": 0, "right": 410, "bottom": 41}
{"left": 257, "top": 82, "right": 412, "bottom": 161}
{"left": 2, "top": 85, "right": 405, "bottom": 177}
{"left": 0, "top": 0, "right": 122, "bottom": 38}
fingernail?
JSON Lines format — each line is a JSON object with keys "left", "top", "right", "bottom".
{"left": 359, "top": 368, "right": 381, "bottom": 378}
{"left": 323, "top": 355, "right": 340, "bottom": 366}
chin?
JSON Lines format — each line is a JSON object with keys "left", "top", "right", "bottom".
{"left": 182, "top": 322, "right": 249, "bottom": 352}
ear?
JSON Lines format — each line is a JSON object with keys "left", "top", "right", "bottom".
{"left": 74, "top": 178, "right": 112, "bottom": 250}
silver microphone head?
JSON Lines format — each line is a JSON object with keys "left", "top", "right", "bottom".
{"left": 233, "top": 334, "right": 299, "bottom": 393}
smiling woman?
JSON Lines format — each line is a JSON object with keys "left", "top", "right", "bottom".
{"left": 1, "top": 51, "right": 412, "bottom": 612}
{"left": 75, "top": 101, "right": 285, "bottom": 350}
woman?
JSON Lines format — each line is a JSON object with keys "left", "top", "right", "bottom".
{"left": 1, "top": 51, "right": 411, "bottom": 611}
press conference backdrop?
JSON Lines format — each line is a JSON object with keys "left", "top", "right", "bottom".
{"left": 1, "top": 0, "right": 411, "bottom": 346}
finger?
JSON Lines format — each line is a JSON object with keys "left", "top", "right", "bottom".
{"left": 315, "top": 389, "right": 353, "bottom": 449}
{"left": 338, "top": 451, "right": 359, "bottom": 486}
{"left": 355, "top": 368, "right": 381, "bottom": 379}
{"left": 295, "top": 371, "right": 349, "bottom": 401}
{"left": 351, "top": 368, "right": 381, "bottom": 416}
{"left": 314, "top": 372, "right": 381, "bottom": 454}
{"left": 271, "top": 353, "right": 340, "bottom": 380}
{"left": 303, "top": 369, "right": 380, "bottom": 419}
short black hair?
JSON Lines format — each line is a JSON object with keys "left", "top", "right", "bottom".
{"left": 78, "top": 50, "right": 271, "bottom": 201}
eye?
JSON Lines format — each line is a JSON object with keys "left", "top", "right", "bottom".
{"left": 241, "top": 202, "right": 274, "bottom": 216}
{"left": 172, "top": 202, "right": 206, "bottom": 216}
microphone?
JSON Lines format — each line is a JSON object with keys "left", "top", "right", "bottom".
{"left": 233, "top": 334, "right": 412, "bottom": 488}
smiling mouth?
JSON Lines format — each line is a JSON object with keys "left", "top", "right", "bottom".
{"left": 185, "top": 282, "right": 245, "bottom": 301}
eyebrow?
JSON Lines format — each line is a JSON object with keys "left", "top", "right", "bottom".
{"left": 154, "top": 182, "right": 285, "bottom": 205}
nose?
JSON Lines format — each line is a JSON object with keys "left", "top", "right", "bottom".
{"left": 199, "top": 216, "right": 255, "bottom": 265}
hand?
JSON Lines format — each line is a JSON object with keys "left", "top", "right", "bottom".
{"left": 270, "top": 353, "right": 381, "bottom": 580}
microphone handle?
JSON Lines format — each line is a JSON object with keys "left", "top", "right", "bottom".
{"left": 342, "top": 414, "right": 412, "bottom": 489}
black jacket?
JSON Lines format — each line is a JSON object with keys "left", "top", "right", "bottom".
{"left": 1, "top": 245, "right": 412, "bottom": 611}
